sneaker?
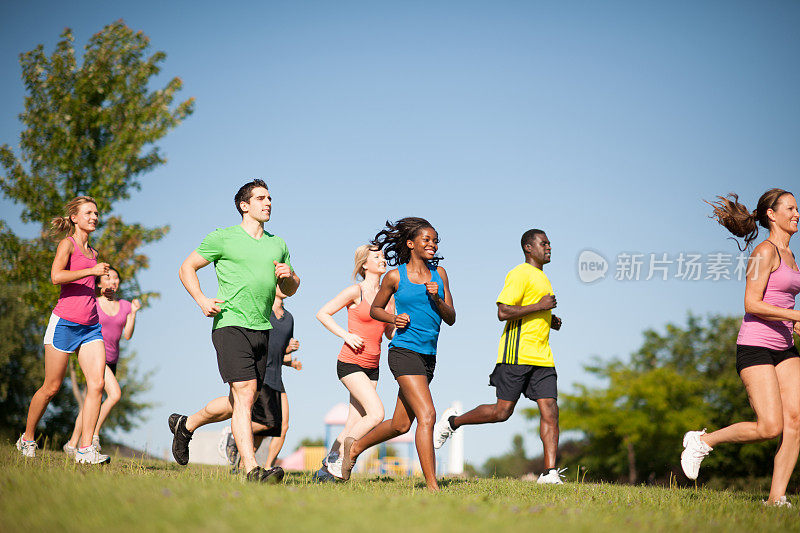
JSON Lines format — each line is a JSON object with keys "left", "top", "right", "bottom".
{"left": 537, "top": 467, "right": 566, "bottom": 484}
{"left": 16, "top": 435, "right": 37, "bottom": 458}
{"left": 264, "top": 466, "right": 285, "bottom": 484}
{"left": 326, "top": 453, "right": 344, "bottom": 479}
{"left": 63, "top": 442, "right": 77, "bottom": 458}
{"left": 218, "top": 427, "right": 239, "bottom": 465}
{"left": 433, "top": 407, "right": 460, "bottom": 449}
{"left": 246, "top": 466, "right": 268, "bottom": 482}
{"left": 680, "top": 429, "right": 712, "bottom": 480}
{"left": 92, "top": 435, "right": 101, "bottom": 452}
{"left": 763, "top": 496, "right": 793, "bottom": 508}
{"left": 168, "top": 413, "right": 193, "bottom": 465}
{"left": 313, "top": 467, "right": 338, "bottom": 483}
{"left": 75, "top": 446, "right": 111, "bottom": 465}
{"left": 322, "top": 450, "right": 339, "bottom": 468}
{"left": 340, "top": 437, "right": 356, "bottom": 481}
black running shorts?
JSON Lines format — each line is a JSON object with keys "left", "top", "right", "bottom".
{"left": 388, "top": 346, "right": 435, "bottom": 383}
{"left": 106, "top": 362, "right": 118, "bottom": 375}
{"left": 337, "top": 360, "right": 379, "bottom": 381}
{"left": 489, "top": 363, "right": 557, "bottom": 402}
{"left": 251, "top": 384, "right": 282, "bottom": 436}
{"left": 736, "top": 344, "right": 799, "bottom": 375}
{"left": 211, "top": 326, "right": 269, "bottom": 385}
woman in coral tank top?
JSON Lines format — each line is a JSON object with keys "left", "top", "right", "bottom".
{"left": 16, "top": 196, "right": 113, "bottom": 465}
{"left": 316, "top": 244, "right": 395, "bottom": 475}
{"left": 682, "top": 188, "right": 800, "bottom": 506}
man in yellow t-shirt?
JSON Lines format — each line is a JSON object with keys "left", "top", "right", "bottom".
{"left": 432, "top": 229, "right": 565, "bottom": 484}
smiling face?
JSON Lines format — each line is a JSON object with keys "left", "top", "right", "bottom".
{"left": 99, "top": 269, "right": 120, "bottom": 292}
{"left": 241, "top": 186, "right": 271, "bottom": 223}
{"left": 525, "top": 233, "right": 552, "bottom": 265}
{"left": 70, "top": 201, "right": 99, "bottom": 233}
{"left": 769, "top": 193, "right": 798, "bottom": 236}
{"left": 407, "top": 227, "right": 439, "bottom": 261}
{"left": 363, "top": 249, "right": 387, "bottom": 275}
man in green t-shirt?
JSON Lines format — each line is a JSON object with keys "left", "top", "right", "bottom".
{"left": 168, "top": 179, "right": 300, "bottom": 483}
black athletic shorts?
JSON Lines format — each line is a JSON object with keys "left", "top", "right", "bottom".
{"left": 388, "top": 346, "right": 435, "bottom": 383}
{"left": 736, "top": 344, "right": 800, "bottom": 375}
{"left": 211, "top": 326, "right": 269, "bottom": 385}
{"left": 490, "top": 363, "right": 557, "bottom": 402}
{"left": 106, "top": 362, "right": 118, "bottom": 375}
{"left": 337, "top": 360, "right": 379, "bottom": 381}
{"left": 251, "top": 384, "right": 282, "bottom": 437}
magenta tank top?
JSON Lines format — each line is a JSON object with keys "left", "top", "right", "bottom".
{"left": 52, "top": 236, "right": 99, "bottom": 325}
{"left": 737, "top": 243, "right": 800, "bottom": 350}
{"left": 98, "top": 299, "right": 131, "bottom": 364}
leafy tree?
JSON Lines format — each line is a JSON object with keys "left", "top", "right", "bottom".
{"left": 0, "top": 20, "right": 193, "bottom": 443}
{"left": 540, "top": 314, "right": 800, "bottom": 485}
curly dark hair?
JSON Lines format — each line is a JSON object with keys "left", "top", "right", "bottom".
{"left": 705, "top": 188, "right": 794, "bottom": 250}
{"left": 371, "top": 217, "right": 442, "bottom": 266}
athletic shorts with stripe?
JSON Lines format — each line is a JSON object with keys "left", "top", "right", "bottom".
{"left": 43, "top": 313, "right": 104, "bottom": 353}
{"left": 489, "top": 363, "right": 557, "bottom": 401}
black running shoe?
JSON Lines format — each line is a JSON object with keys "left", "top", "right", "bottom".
{"left": 168, "top": 413, "right": 192, "bottom": 465}
{"left": 246, "top": 466, "right": 267, "bottom": 482}
{"left": 264, "top": 466, "right": 285, "bottom": 484}
{"left": 312, "top": 467, "right": 338, "bottom": 483}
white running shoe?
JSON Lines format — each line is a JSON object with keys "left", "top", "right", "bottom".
{"left": 681, "top": 429, "right": 712, "bottom": 480}
{"left": 433, "top": 407, "right": 460, "bottom": 449}
{"left": 763, "top": 496, "right": 792, "bottom": 508}
{"left": 16, "top": 435, "right": 37, "bottom": 458}
{"left": 92, "top": 435, "right": 101, "bottom": 452}
{"left": 63, "top": 442, "right": 77, "bottom": 458}
{"left": 218, "top": 426, "right": 232, "bottom": 461}
{"left": 326, "top": 453, "right": 344, "bottom": 479}
{"left": 536, "top": 468, "right": 566, "bottom": 484}
{"left": 75, "top": 446, "right": 111, "bottom": 465}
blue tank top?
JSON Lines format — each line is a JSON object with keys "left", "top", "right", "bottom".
{"left": 389, "top": 263, "right": 444, "bottom": 355}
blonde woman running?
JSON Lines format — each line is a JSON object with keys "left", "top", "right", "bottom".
{"left": 316, "top": 245, "right": 395, "bottom": 476}
{"left": 17, "top": 196, "right": 111, "bottom": 464}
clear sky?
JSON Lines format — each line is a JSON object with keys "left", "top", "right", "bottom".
{"left": 2, "top": 1, "right": 799, "bottom": 468}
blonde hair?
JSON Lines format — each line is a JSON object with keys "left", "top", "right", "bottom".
{"left": 50, "top": 196, "right": 98, "bottom": 236}
{"left": 352, "top": 244, "right": 379, "bottom": 280}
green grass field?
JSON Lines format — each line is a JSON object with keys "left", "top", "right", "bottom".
{"left": 1, "top": 445, "right": 797, "bottom": 532}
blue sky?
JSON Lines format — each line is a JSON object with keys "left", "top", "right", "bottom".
{"left": 2, "top": 1, "right": 799, "bottom": 467}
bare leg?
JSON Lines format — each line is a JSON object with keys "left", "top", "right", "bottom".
{"left": 24, "top": 346, "right": 69, "bottom": 440}
{"left": 69, "top": 406, "right": 83, "bottom": 448}
{"left": 352, "top": 393, "right": 414, "bottom": 456}
{"left": 452, "top": 399, "right": 517, "bottom": 428}
{"left": 93, "top": 365, "right": 122, "bottom": 436}
{"left": 266, "top": 393, "right": 290, "bottom": 467}
{"left": 75, "top": 341, "right": 106, "bottom": 449}
{"left": 702, "top": 365, "right": 783, "bottom": 447}
{"left": 341, "top": 375, "right": 384, "bottom": 441}
{"left": 395, "top": 375, "right": 438, "bottom": 490}
{"left": 230, "top": 380, "right": 259, "bottom": 473}
{"left": 185, "top": 396, "right": 235, "bottom": 432}
{"left": 769, "top": 358, "right": 800, "bottom": 502}
{"left": 537, "top": 398, "right": 559, "bottom": 470}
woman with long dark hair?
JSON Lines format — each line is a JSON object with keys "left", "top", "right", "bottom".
{"left": 17, "top": 196, "right": 112, "bottom": 464}
{"left": 682, "top": 188, "right": 800, "bottom": 506}
{"left": 327, "top": 217, "right": 456, "bottom": 491}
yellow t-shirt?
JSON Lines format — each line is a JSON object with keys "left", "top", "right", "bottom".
{"left": 496, "top": 263, "right": 555, "bottom": 367}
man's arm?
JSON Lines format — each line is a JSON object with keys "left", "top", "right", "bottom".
{"left": 179, "top": 251, "right": 224, "bottom": 316}
{"left": 497, "top": 294, "right": 556, "bottom": 322}
{"left": 274, "top": 260, "right": 300, "bottom": 296}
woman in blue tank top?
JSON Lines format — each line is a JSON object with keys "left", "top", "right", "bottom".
{"left": 329, "top": 217, "right": 456, "bottom": 491}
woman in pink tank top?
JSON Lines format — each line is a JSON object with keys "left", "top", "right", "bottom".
{"left": 16, "top": 196, "right": 113, "bottom": 465}
{"left": 681, "top": 189, "right": 800, "bottom": 505}
{"left": 315, "top": 244, "right": 395, "bottom": 476}
{"left": 66, "top": 266, "right": 141, "bottom": 455}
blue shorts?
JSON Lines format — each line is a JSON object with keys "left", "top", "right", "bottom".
{"left": 43, "top": 313, "right": 103, "bottom": 353}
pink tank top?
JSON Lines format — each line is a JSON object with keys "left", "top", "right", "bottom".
{"left": 737, "top": 243, "right": 800, "bottom": 350}
{"left": 98, "top": 299, "right": 132, "bottom": 364}
{"left": 338, "top": 288, "right": 386, "bottom": 368}
{"left": 52, "top": 236, "right": 99, "bottom": 326}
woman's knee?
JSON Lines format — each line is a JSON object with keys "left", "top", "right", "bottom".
{"left": 39, "top": 380, "right": 62, "bottom": 399}
{"left": 758, "top": 418, "right": 783, "bottom": 439}
{"left": 783, "top": 411, "right": 800, "bottom": 433}
{"left": 85, "top": 375, "right": 105, "bottom": 395}
{"left": 106, "top": 387, "right": 122, "bottom": 404}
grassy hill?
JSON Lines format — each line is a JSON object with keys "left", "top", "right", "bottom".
{"left": 1, "top": 444, "right": 797, "bottom": 532}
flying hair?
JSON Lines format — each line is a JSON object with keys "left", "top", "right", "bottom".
{"left": 705, "top": 188, "right": 793, "bottom": 250}
{"left": 49, "top": 196, "right": 97, "bottom": 237}
{"left": 371, "top": 217, "right": 442, "bottom": 266}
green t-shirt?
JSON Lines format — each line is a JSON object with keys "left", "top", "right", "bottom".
{"left": 196, "top": 225, "right": 292, "bottom": 331}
